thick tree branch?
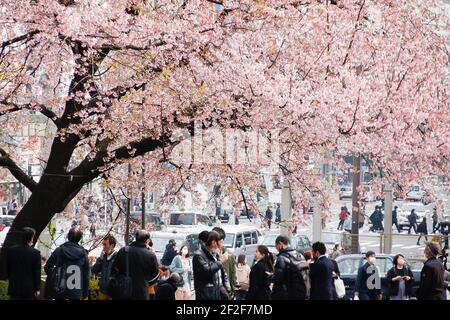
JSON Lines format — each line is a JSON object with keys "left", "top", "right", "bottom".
{"left": 0, "top": 148, "right": 38, "bottom": 192}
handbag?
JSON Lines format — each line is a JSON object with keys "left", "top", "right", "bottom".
{"left": 107, "top": 246, "right": 132, "bottom": 300}
{"left": 44, "top": 252, "right": 67, "bottom": 299}
{"left": 334, "top": 276, "right": 346, "bottom": 299}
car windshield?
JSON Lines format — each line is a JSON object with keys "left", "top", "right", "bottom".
{"left": 224, "top": 234, "right": 235, "bottom": 248}
{"left": 261, "top": 235, "right": 277, "bottom": 247}
{"left": 151, "top": 238, "right": 172, "bottom": 252}
{"left": 321, "top": 233, "right": 340, "bottom": 244}
{"left": 340, "top": 187, "right": 351, "bottom": 192}
{"left": 401, "top": 204, "right": 425, "bottom": 212}
{"left": 169, "top": 213, "right": 195, "bottom": 225}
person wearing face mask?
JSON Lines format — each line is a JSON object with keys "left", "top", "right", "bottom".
{"left": 387, "top": 254, "right": 414, "bottom": 300}
{"left": 169, "top": 245, "right": 193, "bottom": 300}
{"left": 354, "top": 251, "right": 382, "bottom": 300}
{"left": 192, "top": 231, "right": 229, "bottom": 300}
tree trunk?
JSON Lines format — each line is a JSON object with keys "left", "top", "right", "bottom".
{"left": 0, "top": 176, "right": 81, "bottom": 279}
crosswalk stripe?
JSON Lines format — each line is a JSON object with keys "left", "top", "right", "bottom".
{"left": 403, "top": 245, "right": 420, "bottom": 249}
{"left": 392, "top": 244, "right": 403, "bottom": 248}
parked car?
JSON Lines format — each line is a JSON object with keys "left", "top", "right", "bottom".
{"left": 150, "top": 230, "right": 200, "bottom": 260}
{"left": 321, "top": 231, "right": 354, "bottom": 255}
{"left": 261, "top": 232, "right": 312, "bottom": 257}
{"left": 339, "top": 186, "right": 353, "bottom": 200}
{"left": 219, "top": 225, "right": 263, "bottom": 265}
{"left": 0, "top": 215, "right": 15, "bottom": 247}
{"left": 167, "top": 211, "right": 213, "bottom": 228}
{"left": 130, "top": 211, "right": 165, "bottom": 230}
{"left": 335, "top": 254, "right": 422, "bottom": 299}
{"left": 397, "top": 202, "right": 430, "bottom": 231}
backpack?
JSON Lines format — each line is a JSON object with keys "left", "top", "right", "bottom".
{"left": 107, "top": 246, "right": 133, "bottom": 300}
{"left": 283, "top": 253, "right": 310, "bottom": 300}
{"left": 44, "top": 250, "right": 69, "bottom": 299}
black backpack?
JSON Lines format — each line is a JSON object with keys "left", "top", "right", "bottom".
{"left": 283, "top": 253, "right": 310, "bottom": 300}
{"left": 45, "top": 251, "right": 68, "bottom": 299}
{"left": 107, "top": 246, "right": 133, "bottom": 300}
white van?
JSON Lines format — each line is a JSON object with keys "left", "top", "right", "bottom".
{"left": 220, "top": 225, "right": 263, "bottom": 265}
{"left": 167, "top": 211, "right": 213, "bottom": 228}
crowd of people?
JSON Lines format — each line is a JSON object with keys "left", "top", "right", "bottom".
{"left": 3, "top": 225, "right": 450, "bottom": 301}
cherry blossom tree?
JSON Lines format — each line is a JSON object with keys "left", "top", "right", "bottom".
{"left": 0, "top": 0, "right": 448, "bottom": 275}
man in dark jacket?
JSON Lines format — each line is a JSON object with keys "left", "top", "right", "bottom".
{"left": 111, "top": 229, "right": 160, "bottom": 300}
{"left": 155, "top": 272, "right": 180, "bottom": 300}
{"left": 392, "top": 206, "right": 401, "bottom": 233}
{"left": 310, "top": 242, "right": 335, "bottom": 300}
{"left": 212, "top": 227, "right": 234, "bottom": 296}
{"left": 6, "top": 227, "right": 41, "bottom": 300}
{"left": 354, "top": 251, "right": 382, "bottom": 300}
{"left": 265, "top": 207, "right": 273, "bottom": 229}
{"left": 44, "top": 228, "right": 89, "bottom": 300}
{"left": 272, "top": 235, "right": 308, "bottom": 300}
{"left": 417, "top": 242, "right": 445, "bottom": 300}
{"left": 192, "top": 231, "right": 229, "bottom": 300}
{"left": 408, "top": 209, "right": 419, "bottom": 234}
{"left": 160, "top": 239, "right": 177, "bottom": 266}
{"left": 91, "top": 234, "right": 117, "bottom": 300}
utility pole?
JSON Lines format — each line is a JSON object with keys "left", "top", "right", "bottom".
{"left": 141, "top": 163, "right": 146, "bottom": 229}
{"left": 383, "top": 183, "right": 393, "bottom": 254}
{"left": 280, "top": 179, "right": 292, "bottom": 237}
{"left": 125, "top": 163, "right": 132, "bottom": 246}
{"left": 351, "top": 155, "right": 361, "bottom": 254}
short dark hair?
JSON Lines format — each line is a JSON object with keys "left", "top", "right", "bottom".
{"left": 393, "top": 254, "right": 404, "bottom": 266}
{"left": 68, "top": 228, "right": 83, "bottom": 243}
{"left": 312, "top": 242, "right": 327, "bottom": 255}
{"left": 206, "top": 230, "right": 221, "bottom": 246}
{"left": 22, "top": 227, "right": 36, "bottom": 244}
{"left": 365, "top": 250, "right": 376, "bottom": 258}
{"left": 275, "top": 235, "right": 290, "bottom": 246}
{"left": 198, "top": 230, "right": 209, "bottom": 243}
{"left": 135, "top": 229, "right": 150, "bottom": 243}
{"left": 212, "top": 227, "right": 225, "bottom": 240}
{"left": 102, "top": 234, "right": 117, "bottom": 247}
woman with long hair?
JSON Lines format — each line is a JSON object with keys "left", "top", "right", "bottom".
{"left": 169, "top": 245, "right": 192, "bottom": 300}
{"left": 247, "top": 245, "right": 274, "bottom": 300}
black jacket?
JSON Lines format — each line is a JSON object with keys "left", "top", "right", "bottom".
{"left": 392, "top": 210, "right": 398, "bottom": 223}
{"left": 247, "top": 260, "right": 271, "bottom": 300}
{"left": 6, "top": 245, "right": 41, "bottom": 299}
{"left": 265, "top": 209, "right": 273, "bottom": 219}
{"left": 417, "top": 257, "right": 445, "bottom": 300}
{"left": 111, "top": 242, "right": 160, "bottom": 300}
{"left": 386, "top": 266, "right": 414, "bottom": 298}
{"left": 272, "top": 247, "right": 304, "bottom": 300}
{"left": 310, "top": 255, "right": 334, "bottom": 300}
{"left": 154, "top": 280, "right": 177, "bottom": 300}
{"left": 408, "top": 212, "right": 418, "bottom": 224}
{"left": 355, "top": 262, "right": 381, "bottom": 298}
{"left": 192, "top": 245, "right": 226, "bottom": 300}
{"left": 91, "top": 251, "right": 118, "bottom": 294}
{"left": 161, "top": 246, "right": 177, "bottom": 267}
{"left": 44, "top": 241, "right": 90, "bottom": 300}
{"left": 417, "top": 222, "right": 428, "bottom": 234}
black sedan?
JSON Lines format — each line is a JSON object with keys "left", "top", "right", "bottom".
{"left": 335, "top": 254, "right": 422, "bottom": 300}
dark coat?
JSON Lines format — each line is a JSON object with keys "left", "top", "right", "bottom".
{"left": 111, "top": 241, "right": 160, "bottom": 300}
{"left": 417, "top": 257, "right": 445, "bottom": 300}
{"left": 272, "top": 247, "right": 303, "bottom": 300}
{"left": 408, "top": 212, "right": 418, "bottom": 224}
{"left": 154, "top": 280, "right": 177, "bottom": 300}
{"left": 309, "top": 255, "right": 334, "bottom": 300}
{"left": 355, "top": 262, "right": 381, "bottom": 299}
{"left": 91, "top": 251, "right": 118, "bottom": 294}
{"left": 417, "top": 222, "right": 428, "bottom": 234}
{"left": 44, "top": 241, "right": 90, "bottom": 300}
{"left": 265, "top": 209, "right": 273, "bottom": 219}
{"left": 386, "top": 266, "right": 414, "bottom": 298}
{"left": 6, "top": 245, "right": 41, "bottom": 299}
{"left": 247, "top": 260, "right": 271, "bottom": 300}
{"left": 392, "top": 210, "right": 398, "bottom": 223}
{"left": 192, "top": 245, "right": 227, "bottom": 300}
{"left": 161, "top": 245, "right": 178, "bottom": 267}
